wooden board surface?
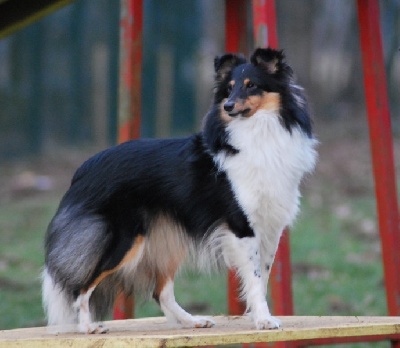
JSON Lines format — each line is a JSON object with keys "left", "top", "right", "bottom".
{"left": 1, "top": 316, "right": 400, "bottom": 347}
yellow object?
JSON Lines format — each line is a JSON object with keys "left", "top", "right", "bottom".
{"left": 1, "top": 316, "right": 400, "bottom": 347}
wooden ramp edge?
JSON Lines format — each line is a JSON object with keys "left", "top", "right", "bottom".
{"left": 1, "top": 316, "right": 400, "bottom": 347}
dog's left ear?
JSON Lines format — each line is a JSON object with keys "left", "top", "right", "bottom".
{"left": 214, "top": 53, "right": 246, "bottom": 81}
{"left": 250, "top": 48, "right": 285, "bottom": 74}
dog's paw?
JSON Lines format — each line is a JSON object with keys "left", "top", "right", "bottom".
{"left": 180, "top": 316, "right": 215, "bottom": 329}
{"left": 79, "top": 322, "right": 109, "bottom": 334}
{"left": 254, "top": 315, "right": 281, "bottom": 330}
{"left": 193, "top": 316, "right": 215, "bottom": 328}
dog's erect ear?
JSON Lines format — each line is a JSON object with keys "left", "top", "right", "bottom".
{"left": 250, "top": 48, "right": 285, "bottom": 74}
{"left": 214, "top": 53, "right": 246, "bottom": 80}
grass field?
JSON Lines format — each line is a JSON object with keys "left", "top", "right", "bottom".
{"left": 0, "top": 128, "right": 398, "bottom": 347}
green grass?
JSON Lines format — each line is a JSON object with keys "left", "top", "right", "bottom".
{"left": 291, "top": 199, "right": 386, "bottom": 318}
{"left": 0, "top": 184, "right": 391, "bottom": 347}
{"left": 0, "top": 195, "right": 58, "bottom": 329}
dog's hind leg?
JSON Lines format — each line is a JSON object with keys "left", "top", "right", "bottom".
{"left": 75, "top": 235, "right": 146, "bottom": 334}
{"left": 75, "top": 286, "right": 108, "bottom": 334}
{"left": 153, "top": 275, "right": 215, "bottom": 328}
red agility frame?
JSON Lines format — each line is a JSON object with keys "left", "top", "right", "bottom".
{"left": 112, "top": 0, "right": 143, "bottom": 320}
{"left": 115, "top": 1, "right": 400, "bottom": 347}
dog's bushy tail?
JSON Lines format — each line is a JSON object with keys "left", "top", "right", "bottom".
{"left": 42, "top": 268, "right": 119, "bottom": 326}
{"left": 42, "top": 208, "right": 119, "bottom": 325}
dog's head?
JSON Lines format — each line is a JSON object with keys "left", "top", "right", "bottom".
{"left": 214, "top": 48, "right": 293, "bottom": 119}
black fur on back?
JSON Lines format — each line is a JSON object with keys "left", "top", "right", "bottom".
{"left": 45, "top": 136, "right": 253, "bottom": 297}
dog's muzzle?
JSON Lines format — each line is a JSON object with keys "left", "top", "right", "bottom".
{"left": 224, "top": 101, "right": 250, "bottom": 117}
{"left": 224, "top": 101, "right": 235, "bottom": 112}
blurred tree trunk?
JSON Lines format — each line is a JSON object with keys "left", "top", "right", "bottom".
{"left": 27, "top": 21, "right": 44, "bottom": 154}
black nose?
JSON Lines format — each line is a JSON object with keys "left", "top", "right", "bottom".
{"left": 224, "top": 101, "right": 235, "bottom": 112}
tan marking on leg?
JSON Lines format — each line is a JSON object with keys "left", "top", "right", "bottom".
{"left": 153, "top": 254, "right": 185, "bottom": 301}
{"left": 76, "top": 236, "right": 145, "bottom": 334}
{"left": 88, "top": 235, "right": 145, "bottom": 289}
{"left": 154, "top": 273, "right": 169, "bottom": 302}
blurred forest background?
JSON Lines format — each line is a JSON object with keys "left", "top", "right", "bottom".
{"left": 0, "top": 1, "right": 400, "bottom": 344}
{"left": 0, "top": 0, "right": 399, "bottom": 158}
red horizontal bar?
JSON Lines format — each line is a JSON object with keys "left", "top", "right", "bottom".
{"left": 296, "top": 333, "right": 400, "bottom": 347}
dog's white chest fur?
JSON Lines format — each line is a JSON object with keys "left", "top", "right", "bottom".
{"left": 216, "top": 110, "right": 317, "bottom": 239}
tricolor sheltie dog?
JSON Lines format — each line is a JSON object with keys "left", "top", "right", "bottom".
{"left": 43, "top": 48, "right": 317, "bottom": 333}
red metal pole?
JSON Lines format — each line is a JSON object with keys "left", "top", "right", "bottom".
{"left": 268, "top": 231, "right": 296, "bottom": 348}
{"left": 225, "top": 0, "right": 249, "bottom": 318}
{"left": 225, "top": 0, "right": 249, "bottom": 54}
{"left": 252, "top": 0, "right": 278, "bottom": 49}
{"left": 357, "top": 0, "right": 400, "bottom": 346}
{"left": 118, "top": 0, "right": 143, "bottom": 143}
{"left": 269, "top": 231, "right": 294, "bottom": 317}
{"left": 252, "top": 3, "right": 296, "bottom": 348}
{"left": 357, "top": 0, "right": 400, "bottom": 316}
{"left": 251, "top": 0, "right": 295, "bottom": 319}
{"left": 113, "top": 293, "right": 134, "bottom": 320}
{"left": 113, "top": 0, "right": 143, "bottom": 320}
{"left": 226, "top": 3, "right": 295, "bottom": 348}
{"left": 227, "top": 268, "right": 247, "bottom": 316}
{"left": 252, "top": 0, "right": 295, "bottom": 317}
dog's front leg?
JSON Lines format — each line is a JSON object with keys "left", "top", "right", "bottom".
{"left": 225, "top": 235, "right": 281, "bottom": 330}
{"left": 259, "top": 231, "right": 283, "bottom": 298}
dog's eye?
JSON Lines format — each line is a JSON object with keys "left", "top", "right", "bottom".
{"left": 247, "top": 82, "right": 255, "bottom": 89}
{"left": 227, "top": 84, "right": 233, "bottom": 93}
